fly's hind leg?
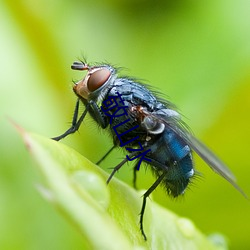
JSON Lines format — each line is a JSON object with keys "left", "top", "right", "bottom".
{"left": 140, "top": 172, "right": 167, "bottom": 240}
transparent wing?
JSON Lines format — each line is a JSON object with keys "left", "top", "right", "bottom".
{"left": 147, "top": 109, "right": 247, "bottom": 198}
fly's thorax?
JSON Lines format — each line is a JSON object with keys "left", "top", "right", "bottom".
{"left": 73, "top": 63, "right": 117, "bottom": 102}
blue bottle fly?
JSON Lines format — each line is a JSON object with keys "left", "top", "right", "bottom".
{"left": 52, "top": 60, "right": 246, "bottom": 240}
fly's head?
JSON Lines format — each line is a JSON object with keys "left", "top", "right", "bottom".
{"left": 72, "top": 61, "right": 116, "bottom": 101}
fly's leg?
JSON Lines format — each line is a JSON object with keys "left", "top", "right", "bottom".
{"left": 106, "top": 151, "right": 139, "bottom": 184}
{"left": 52, "top": 99, "right": 108, "bottom": 141}
{"left": 133, "top": 164, "right": 138, "bottom": 189}
{"left": 132, "top": 152, "right": 167, "bottom": 189}
{"left": 96, "top": 145, "right": 116, "bottom": 165}
{"left": 106, "top": 153, "right": 166, "bottom": 240}
{"left": 52, "top": 99, "right": 88, "bottom": 141}
{"left": 107, "top": 157, "right": 129, "bottom": 184}
{"left": 140, "top": 172, "right": 167, "bottom": 240}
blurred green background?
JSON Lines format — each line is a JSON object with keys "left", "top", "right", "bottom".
{"left": 1, "top": 0, "right": 250, "bottom": 249}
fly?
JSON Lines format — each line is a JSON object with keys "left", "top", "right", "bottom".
{"left": 52, "top": 60, "right": 247, "bottom": 240}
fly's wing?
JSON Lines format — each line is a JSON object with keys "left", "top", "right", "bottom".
{"left": 179, "top": 130, "right": 247, "bottom": 198}
{"left": 150, "top": 110, "right": 247, "bottom": 198}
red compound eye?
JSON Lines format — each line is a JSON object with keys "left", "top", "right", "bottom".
{"left": 87, "top": 68, "right": 111, "bottom": 92}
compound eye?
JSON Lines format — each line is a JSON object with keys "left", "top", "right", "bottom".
{"left": 87, "top": 68, "right": 111, "bottom": 92}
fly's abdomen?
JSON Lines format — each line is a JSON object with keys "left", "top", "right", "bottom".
{"left": 149, "top": 129, "right": 194, "bottom": 197}
{"left": 165, "top": 129, "right": 194, "bottom": 196}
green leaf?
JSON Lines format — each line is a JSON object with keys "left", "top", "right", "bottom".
{"left": 19, "top": 128, "right": 226, "bottom": 250}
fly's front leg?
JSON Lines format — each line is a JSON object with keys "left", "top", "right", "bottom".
{"left": 52, "top": 99, "right": 108, "bottom": 141}
{"left": 52, "top": 99, "right": 88, "bottom": 141}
